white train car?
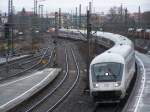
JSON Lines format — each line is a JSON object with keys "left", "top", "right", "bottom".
{"left": 89, "top": 32, "right": 135, "bottom": 102}
{"left": 58, "top": 28, "right": 135, "bottom": 102}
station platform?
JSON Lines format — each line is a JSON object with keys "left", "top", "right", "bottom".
{"left": 123, "top": 52, "right": 150, "bottom": 112}
{"left": 134, "top": 52, "right": 150, "bottom": 112}
{"left": 0, "top": 55, "right": 29, "bottom": 65}
{"left": 0, "top": 68, "right": 61, "bottom": 112}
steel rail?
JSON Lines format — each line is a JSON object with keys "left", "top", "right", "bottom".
{"left": 25, "top": 48, "right": 68, "bottom": 112}
{"left": 46, "top": 48, "right": 80, "bottom": 112}
{"left": 0, "top": 47, "right": 51, "bottom": 81}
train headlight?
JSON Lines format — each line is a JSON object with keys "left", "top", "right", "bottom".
{"left": 95, "top": 83, "right": 99, "bottom": 87}
{"left": 115, "top": 82, "right": 121, "bottom": 87}
{"left": 93, "top": 83, "right": 99, "bottom": 88}
{"left": 105, "top": 72, "right": 109, "bottom": 76}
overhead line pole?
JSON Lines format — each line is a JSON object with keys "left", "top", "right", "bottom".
{"left": 75, "top": 7, "right": 78, "bottom": 29}
{"left": 8, "top": 0, "right": 14, "bottom": 55}
{"left": 87, "top": 10, "right": 91, "bottom": 78}
{"left": 59, "top": 8, "right": 61, "bottom": 29}
{"left": 54, "top": 12, "right": 58, "bottom": 67}
{"left": 79, "top": 4, "right": 81, "bottom": 29}
{"left": 138, "top": 6, "right": 141, "bottom": 27}
{"left": 35, "top": 0, "right": 38, "bottom": 15}
{"left": 34, "top": 0, "right": 36, "bottom": 15}
{"left": 89, "top": 2, "right": 92, "bottom": 14}
{"left": 55, "top": 12, "right": 58, "bottom": 38}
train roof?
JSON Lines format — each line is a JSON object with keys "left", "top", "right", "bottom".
{"left": 91, "top": 53, "right": 125, "bottom": 65}
{"left": 62, "top": 29, "right": 132, "bottom": 45}
{"left": 136, "top": 28, "right": 144, "bottom": 32}
{"left": 96, "top": 31, "right": 133, "bottom": 46}
{"left": 146, "top": 29, "right": 150, "bottom": 33}
{"left": 128, "top": 28, "right": 134, "bottom": 31}
{"left": 91, "top": 31, "right": 134, "bottom": 64}
{"left": 91, "top": 45, "right": 133, "bottom": 65}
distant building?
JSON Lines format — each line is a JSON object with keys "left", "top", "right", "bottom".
{"left": 0, "top": 13, "right": 8, "bottom": 24}
{"left": 91, "top": 13, "right": 105, "bottom": 27}
{"left": 17, "top": 11, "right": 34, "bottom": 16}
{"left": 129, "top": 13, "right": 139, "bottom": 23}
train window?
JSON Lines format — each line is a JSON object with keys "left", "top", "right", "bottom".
{"left": 92, "top": 62, "right": 123, "bottom": 82}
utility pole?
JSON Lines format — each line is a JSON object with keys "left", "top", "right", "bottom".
{"left": 75, "top": 7, "right": 78, "bottom": 29}
{"left": 55, "top": 12, "right": 58, "bottom": 37}
{"left": 34, "top": 0, "right": 38, "bottom": 15}
{"left": 87, "top": 10, "right": 91, "bottom": 77}
{"left": 59, "top": 8, "right": 61, "bottom": 28}
{"left": 33, "top": 0, "right": 37, "bottom": 31}
{"left": 79, "top": 4, "right": 81, "bottom": 29}
{"left": 8, "top": 0, "right": 14, "bottom": 55}
{"left": 38, "top": 5, "right": 44, "bottom": 18}
{"left": 89, "top": 2, "right": 92, "bottom": 14}
{"left": 35, "top": 0, "right": 38, "bottom": 15}
{"left": 120, "top": 4, "right": 123, "bottom": 22}
{"left": 53, "top": 12, "right": 58, "bottom": 67}
{"left": 38, "top": 5, "right": 43, "bottom": 18}
{"left": 38, "top": 5, "right": 41, "bottom": 16}
{"left": 138, "top": 6, "right": 141, "bottom": 27}
{"left": 38, "top": 5, "right": 44, "bottom": 32}
{"left": 34, "top": 0, "right": 35, "bottom": 15}
{"left": 125, "top": 8, "right": 128, "bottom": 33}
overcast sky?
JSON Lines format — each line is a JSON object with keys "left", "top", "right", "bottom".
{"left": 0, "top": 0, "right": 150, "bottom": 14}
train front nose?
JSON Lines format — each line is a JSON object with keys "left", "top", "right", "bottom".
{"left": 90, "top": 81, "right": 125, "bottom": 101}
{"left": 92, "top": 90, "right": 122, "bottom": 100}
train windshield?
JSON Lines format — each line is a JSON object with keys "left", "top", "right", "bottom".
{"left": 92, "top": 62, "right": 123, "bottom": 82}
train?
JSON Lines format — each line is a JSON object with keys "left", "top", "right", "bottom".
{"left": 128, "top": 28, "right": 150, "bottom": 39}
{"left": 57, "top": 28, "right": 135, "bottom": 102}
{"left": 89, "top": 32, "right": 135, "bottom": 102}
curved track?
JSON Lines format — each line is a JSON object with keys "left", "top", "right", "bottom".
{"left": 23, "top": 48, "right": 80, "bottom": 112}
{"left": 9, "top": 45, "right": 80, "bottom": 112}
{"left": 7, "top": 32, "right": 144, "bottom": 112}
{"left": 46, "top": 48, "right": 80, "bottom": 112}
{"left": 24, "top": 48, "right": 69, "bottom": 112}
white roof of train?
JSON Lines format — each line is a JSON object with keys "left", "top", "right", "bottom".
{"left": 91, "top": 45, "right": 132, "bottom": 64}
{"left": 92, "top": 31, "right": 133, "bottom": 64}
{"left": 146, "top": 29, "right": 150, "bottom": 33}
{"left": 136, "top": 28, "right": 144, "bottom": 32}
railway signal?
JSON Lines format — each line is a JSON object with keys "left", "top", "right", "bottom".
{"left": 4, "top": 23, "right": 10, "bottom": 39}
{"left": 4, "top": 23, "right": 11, "bottom": 53}
{"left": 53, "top": 40, "right": 58, "bottom": 67}
{"left": 4, "top": 23, "right": 11, "bottom": 72}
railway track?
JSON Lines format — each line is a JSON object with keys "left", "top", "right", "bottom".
{"left": 22, "top": 48, "right": 68, "bottom": 112}
{"left": 47, "top": 48, "right": 80, "bottom": 112}
{"left": 10, "top": 47, "right": 80, "bottom": 112}
{"left": 0, "top": 54, "right": 41, "bottom": 73}
{"left": 0, "top": 47, "right": 47, "bottom": 71}
{"left": 0, "top": 47, "right": 54, "bottom": 81}
{"left": 7, "top": 37, "right": 139, "bottom": 112}
{"left": 92, "top": 102, "right": 123, "bottom": 112}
